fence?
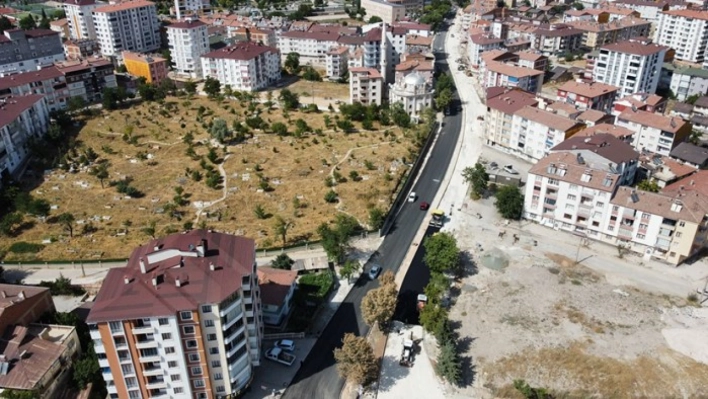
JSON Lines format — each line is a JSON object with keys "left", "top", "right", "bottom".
{"left": 263, "top": 332, "right": 306, "bottom": 340}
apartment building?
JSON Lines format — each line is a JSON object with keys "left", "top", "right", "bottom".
{"left": 88, "top": 230, "right": 264, "bottom": 399}
{"left": 278, "top": 31, "right": 340, "bottom": 67}
{"left": 468, "top": 34, "right": 504, "bottom": 68}
{"left": 551, "top": 134, "right": 640, "bottom": 185}
{"left": 612, "top": 92, "right": 667, "bottom": 116}
{"left": 615, "top": 109, "right": 691, "bottom": 155}
{"left": 532, "top": 25, "right": 584, "bottom": 56}
{"left": 93, "top": 0, "right": 161, "bottom": 58}
{"left": 568, "top": 18, "right": 651, "bottom": 50}
{"left": 166, "top": 18, "right": 209, "bottom": 79}
{"left": 360, "top": 0, "right": 406, "bottom": 24}
{"left": 516, "top": 50, "right": 549, "bottom": 71}
{"left": 50, "top": 18, "right": 70, "bottom": 39}
{"left": 0, "top": 284, "right": 55, "bottom": 334}
{"left": 507, "top": 105, "right": 585, "bottom": 161}
{"left": 257, "top": 267, "right": 297, "bottom": 327}
{"left": 484, "top": 61, "right": 544, "bottom": 93}
{"left": 228, "top": 27, "right": 277, "bottom": 47}
{"left": 174, "top": 0, "right": 211, "bottom": 20}
{"left": 64, "top": 39, "right": 100, "bottom": 60}
{"left": 655, "top": 9, "right": 708, "bottom": 66}
{"left": 668, "top": 66, "right": 708, "bottom": 102}
{"left": 557, "top": 80, "right": 620, "bottom": 113}
{"left": 201, "top": 42, "right": 281, "bottom": 92}
{"left": 592, "top": 38, "right": 667, "bottom": 97}
{"left": 350, "top": 67, "right": 383, "bottom": 105}
{"left": 326, "top": 46, "right": 349, "bottom": 79}
{"left": 485, "top": 87, "right": 540, "bottom": 149}
{"left": 0, "top": 95, "right": 50, "bottom": 177}
{"left": 0, "top": 29, "right": 65, "bottom": 75}
{"left": 612, "top": 0, "right": 669, "bottom": 38}
{"left": 63, "top": 0, "right": 100, "bottom": 41}
{"left": 55, "top": 56, "right": 118, "bottom": 103}
{"left": 122, "top": 51, "right": 168, "bottom": 84}
{"left": 0, "top": 66, "right": 69, "bottom": 112}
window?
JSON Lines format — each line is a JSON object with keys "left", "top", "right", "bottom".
{"left": 211, "top": 360, "right": 221, "bottom": 368}
{"left": 207, "top": 333, "right": 217, "bottom": 341}
{"left": 197, "top": 394, "right": 207, "bottom": 399}
{"left": 183, "top": 326, "right": 195, "bottom": 335}
{"left": 204, "top": 319, "right": 215, "bottom": 327}
{"left": 168, "top": 361, "right": 178, "bottom": 368}
{"left": 210, "top": 347, "right": 219, "bottom": 355}
{"left": 158, "top": 318, "right": 169, "bottom": 325}
{"left": 567, "top": 194, "right": 576, "bottom": 201}
{"left": 637, "top": 234, "right": 645, "bottom": 239}
{"left": 679, "top": 221, "right": 686, "bottom": 227}
{"left": 165, "top": 347, "right": 175, "bottom": 354}
{"left": 193, "top": 379, "right": 205, "bottom": 388}
{"left": 596, "top": 202, "right": 604, "bottom": 208}
{"left": 174, "top": 387, "right": 184, "bottom": 394}
{"left": 569, "top": 184, "right": 578, "bottom": 191}
{"left": 214, "top": 372, "right": 223, "bottom": 380}
{"left": 676, "top": 232, "right": 682, "bottom": 238}
{"left": 161, "top": 333, "right": 172, "bottom": 340}
{"left": 188, "top": 353, "right": 200, "bottom": 362}
{"left": 186, "top": 340, "right": 197, "bottom": 349}
{"left": 180, "top": 311, "right": 193, "bottom": 320}
{"left": 191, "top": 366, "right": 203, "bottom": 376}
{"left": 170, "top": 374, "right": 181, "bottom": 381}
{"left": 125, "top": 377, "right": 137, "bottom": 388}
{"left": 128, "top": 391, "right": 140, "bottom": 399}
{"left": 109, "top": 321, "right": 122, "bottom": 332}
{"left": 202, "top": 305, "right": 212, "bottom": 313}
{"left": 121, "top": 364, "right": 134, "bottom": 375}
{"left": 216, "top": 386, "right": 226, "bottom": 393}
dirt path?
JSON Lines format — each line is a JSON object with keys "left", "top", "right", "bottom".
{"left": 192, "top": 154, "right": 232, "bottom": 224}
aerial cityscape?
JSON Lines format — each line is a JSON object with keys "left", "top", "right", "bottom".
{"left": 0, "top": 0, "right": 707, "bottom": 397}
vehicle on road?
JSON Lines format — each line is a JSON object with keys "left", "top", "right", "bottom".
{"left": 265, "top": 347, "right": 296, "bottom": 366}
{"left": 419, "top": 201, "right": 430, "bottom": 210}
{"left": 489, "top": 161, "right": 498, "bottom": 169}
{"left": 417, "top": 294, "right": 428, "bottom": 312}
{"left": 368, "top": 265, "right": 381, "bottom": 279}
{"left": 408, "top": 192, "right": 417, "bottom": 202}
{"left": 274, "top": 339, "right": 296, "bottom": 352}
{"left": 400, "top": 339, "right": 414, "bottom": 367}
{"left": 429, "top": 209, "right": 444, "bottom": 227}
{"left": 503, "top": 164, "right": 519, "bottom": 174}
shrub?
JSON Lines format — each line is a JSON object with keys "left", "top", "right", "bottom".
{"left": 324, "top": 190, "right": 338, "bottom": 203}
{"left": 8, "top": 242, "right": 45, "bottom": 254}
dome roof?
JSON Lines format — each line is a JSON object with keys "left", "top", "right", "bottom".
{"left": 403, "top": 73, "right": 426, "bottom": 87}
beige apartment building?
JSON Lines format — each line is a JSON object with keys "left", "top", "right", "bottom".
{"left": 350, "top": 67, "right": 384, "bottom": 105}
{"left": 568, "top": 17, "right": 651, "bottom": 50}
{"left": 360, "top": 0, "right": 405, "bottom": 24}
{"left": 484, "top": 87, "right": 539, "bottom": 148}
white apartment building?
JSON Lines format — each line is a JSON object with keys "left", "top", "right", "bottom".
{"left": 278, "top": 31, "right": 340, "bottom": 67}
{"left": 201, "top": 42, "right": 281, "bottom": 92}
{"left": 468, "top": 34, "right": 504, "bottom": 68}
{"left": 0, "top": 66, "right": 70, "bottom": 112}
{"left": 509, "top": 105, "right": 586, "bottom": 161}
{"left": 63, "top": 0, "right": 100, "bottom": 41}
{"left": 615, "top": 109, "right": 692, "bottom": 155}
{"left": 87, "top": 230, "right": 263, "bottom": 399}
{"left": 166, "top": 18, "right": 209, "bottom": 79}
{"left": 0, "top": 95, "right": 50, "bottom": 177}
{"left": 592, "top": 38, "right": 667, "bottom": 97}
{"left": 669, "top": 67, "right": 708, "bottom": 102}
{"left": 93, "top": 0, "right": 161, "bottom": 58}
{"left": 484, "top": 61, "right": 544, "bottom": 93}
{"left": 485, "top": 87, "right": 540, "bottom": 149}
{"left": 612, "top": 0, "right": 669, "bottom": 38}
{"left": 350, "top": 67, "right": 383, "bottom": 105}
{"left": 389, "top": 72, "right": 433, "bottom": 122}
{"left": 0, "top": 29, "right": 65, "bottom": 75}
{"left": 174, "top": 0, "right": 210, "bottom": 20}
{"left": 325, "top": 46, "right": 349, "bottom": 79}
{"left": 655, "top": 9, "right": 708, "bottom": 65}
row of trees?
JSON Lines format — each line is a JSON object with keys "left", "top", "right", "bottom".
{"left": 463, "top": 162, "right": 524, "bottom": 220}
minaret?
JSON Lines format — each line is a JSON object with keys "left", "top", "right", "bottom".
{"left": 380, "top": 22, "right": 393, "bottom": 87}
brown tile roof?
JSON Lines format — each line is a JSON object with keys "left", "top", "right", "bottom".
{"left": 54, "top": 56, "right": 112, "bottom": 73}
{"left": 551, "top": 133, "right": 639, "bottom": 164}
{"left": 534, "top": 25, "right": 584, "bottom": 38}
{"left": 394, "top": 22, "right": 432, "bottom": 31}
{"left": 167, "top": 19, "right": 207, "bottom": 29}
{"left": 328, "top": 46, "right": 348, "bottom": 55}
{"left": 642, "top": 154, "right": 696, "bottom": 181}
{"left": 694, "top": 96, "right": 708, "bottom": 109}
{"left": 595, "top": 5, "right": 637, "bottom": 15}
{"left": 617, "top": 109, "right": 687, "bottom": 133}
{"left": 395, "top": 59, "right": 433, "bottom": 72}
{"left": 480, "top": 49, "right": 514, "bottom": 64}
{"left": 487, "top": 87, "right": 539, "bottom": 113}
{"left": 601, "top": 39, "right": 668, "bottom": 56}
{"left": 281, "top": 30, "right": 339, "bottom": 41}
{"left": 487, "top": 61, "right": 544, "bottom": 78}
{"left": 577, "top": 109, "right": 611, "bottom": 123}
{"left": 672, "top": 102, "right": 694, "bottom": 115}
{"left": 611, "top": 186, "right": 708, "bottom": 223}
{"left": 87, "top": 230, "right": 256, "bottom": 323}
{"left": 546, "top": 101, "right": 579, "bottom": 116}
{"left": 576, "top": 123, "right": 634, "bottom": 140}
{"left": 202, "top": 42, "right": 277, "bottom": 61}
{"left": 0, "top": 95, "right": 45, "bottom": 129}
{"left": 516, "top": 50, "right": 545, "bottom": 61}
{"left": 0, "top": 66, "right": 63, "bottom": 90}
{"left": 565, "top": 9, "right": 590, "bottom": 17}
{"left": 515, "top": 105, "right": 584, "bottom": 131}
{"left": 661, "top": 9, "right": 708, "bottom": 21}
{"left": 664, "top": 169, "right": 708, "bottom": 197}
{"left": 530, "top": 152, "right": 621, "bottom": 192}
{"left": 406, "top": 34, "right": 432, "bottom": 46}
{"left": 470, "top": 34, "right": 504, "bottom": 45}
{"left": 257, "top": 267, "right": 297, "bottom": 306}
{"left": 559, "top": 80, "right": 619, "bottom": 98}
{"left": 94, "top": 0, "right": 155, "bottom": 13}
{"left": 50, "top": 18, "right": 68, "bottom": 27}
{"left": 568, "top": 17, "right": 650, "bottom": 33}
{"left": 350, "top": 67, "right": 382, "bottom": 78}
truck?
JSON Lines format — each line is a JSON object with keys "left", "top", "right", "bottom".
{"left": 400, "top": 339, "right": 414, "bottom": 367}
{"left": 265, "top": 347, "right": 296, "bottom": 366}
{"left": 429, "top": 209, "right": 445, "bottom": 228}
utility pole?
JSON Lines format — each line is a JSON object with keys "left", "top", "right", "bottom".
{"left": 574, "top": 236, "right": 582, "bottom": 265}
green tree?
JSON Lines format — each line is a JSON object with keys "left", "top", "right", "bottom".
{"left": 317, "top": 214, "right": 359, "bottom": 264}
{"left": 271, "top": 253, "right": 294, "bottom": 270}
{"left": 57, "top": 212, "right": 75, "bottom": 238}
{"left": 333, "top": 333, "right": 378, "bottom": 386}
{"left": 436, "top": 338, "right": 462, "bottom": 385}
{"left": 39, "top": 9, "right": 50, "bottom": 29}
{"left": 324, "top": 189, "right": 338, "bottom": 203}
{"left": 339, "top": 259, "right": 360, "bottom": 281}
{"left": 435, "top": 88, "right": 453, "bottom": 110}
{"left": 73, "top": 355, "right": 100, "bottom": 389}
{"left": 494, "top": 185, "right": 524, "bottom": 220}
{"left": 336, "top": 119, "right": 355, "bottom": 132}
{"left": 271, "top": 122, "right": 288, "bottom": 135}
{"left": 273, "top": 215, "right": 293, "bottom": 246}
{"left": 0, "top": 16, "right": 13, "bottom": 33}
{"left": 513, "top": 379, "right": 553, "bottom": 399}
{"left": 368, "top": 16, "right": 383, "bottom": 23}
{"left": 284, "top": 52, "right": 300, "bottom": 74}
{"left": 184, "top": 80, "right": 197, "bottom": 94}
{"left": 419, "top": 302, "right": 448, "bottom": 334}
{"left": 637, "top": 179, "right": 660, "bottom": 193}
{"left": 141, "top": 220, "right": 156, "bottom": 239}
{"left": 689, "top": 129, "right": 703, "bottom": 145}
{"left": 67, "top": 96, "right": 86, "bottom": 113}
{"left": 89, "top": 163, "right": 110, "bottom": 188}
{"left": 203, "top": 77, "right": 222, "bottom": 98}
{"left": 423, "top": 232, "right": 460, "bottom": 275}
{"left": 209, "top": 118, "right": 231, "bottom": 143}
{"left": 302, "top": 66, "right": 322, "bottom": 81}
{"left": 572, "top": 2, "right": 584, "bottom": 9}
{"left": 361, "top": 271, "right": 397, "bottom": 327}
{"left": 19, "top": 14, "right": 36, "bottom": 30}
{"left": 0, "top": 389, "right": 39, "bottom": 399}
{"left": 462, "top": 162, "right": 489, "bottom": 198}
{"left": 0, "top": 212, "right": 23, "bottom": 236}
{"left": 368, "top": 207, "right": 385, "bottom": 230}
{"left": 389, "top": 102, "right": 411, "bottom": 128}
{"left": 27, "top": 198, "right": 51, "bottom": 218}
{"left": 279, "top": 89, "right": 300, "bottom": 110}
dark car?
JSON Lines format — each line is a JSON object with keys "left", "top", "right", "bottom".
{"left": 419, "top": 201, "right": 430, "bottom": 210}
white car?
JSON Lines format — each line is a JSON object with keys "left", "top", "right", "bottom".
{"left": 368, "top": 265, "right": 382, "bottom": 279}
{"left": 274, "top": 339, "right": 296, "bottom": 352}
{"left": 408, "top": 192, "right": 417, "bottom": 202}
{"left": 503, "top": 165, "right": 519, "bottom": 175}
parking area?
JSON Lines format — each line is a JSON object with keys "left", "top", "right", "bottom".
{"left": 243, "top": 337, "right": 317, "bottom": 399}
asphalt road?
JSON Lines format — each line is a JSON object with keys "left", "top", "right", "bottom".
{"left": 281, "top": 26, "right": 461, "bottom": 399}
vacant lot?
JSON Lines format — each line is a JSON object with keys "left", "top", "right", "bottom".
{"left": 1, "top": 94, "right": 415, "bottom": 260}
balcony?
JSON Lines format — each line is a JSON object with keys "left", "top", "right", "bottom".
{"left": 618, "top": 227, "right": 633, "bottom": 240}
{"left": 132, "top": 326, "right": 153, "bottom": 335}
{"left": 225, "top": 324, "right": 246, "bottom": 345}
{"left": 220, "top": 298, "right": 243, "bottom": 317}
{"left": 146, "top": 379, "right": 167, "bottom": 390}
{"left": 227, "top": 338, "right": 247, "bottom": 358}
{"left": 136, "top": 340, "right": 158, "bottom": 349}
{"left": 139, "top": 354, "right": 161, "bottom": 363}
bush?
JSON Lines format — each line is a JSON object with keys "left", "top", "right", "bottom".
{"left": 324, "top": 190, "right": 338, "bottom": 203}
{"left": 38, "top": 274, "right": 86, "bottom": 296}
{"left": 8, "top": 242, "right": 45, "bottom": 254}
{"left": 298, "top": 270, "right": 334, "bottom": 301}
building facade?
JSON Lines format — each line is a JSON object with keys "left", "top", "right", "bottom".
{"left": 349, "top": 67, "right": 383, "bottom": 105}
{"left": 0, "top": 95, "right": 50, "bottom": 177}
{"left": 257, "top": 267, "right": 297, "bottom": 327}
{"left": 0, "top": 29, "right": 65, "bottom": 74}
{"left": 360, "top": 0, "right": 406, "bottom": 24}
{"left": 669, "top": 66, "right": 708, "bottom": 102}
{"left": 55, "top": 56, "right": 118, "bottom": 103}
{"left": 63, "top": 0, "right": 100, "bottom": 41}
{"left": 389, "top": 72, "right": 433, "bottom": 122}
{"left": 568, "top": 18, "right": 651, "bottom": 50}
{"left": 655, "top": 9, "right": 708, "bottom": 65}
{"left": 615, "top": 109, "right": 691, "bottom": 156}
{"left": 122, "top": 51, "right": 168, "bottom": 84}
{"left": 88, "top": 230, "right": 264, "bottom": 399}
{"left": 592, "top": 38, "right": 667, "bottom": 97}
{"left": 166, "top": 19, "right": 209, "bottom": 79}
{"left": 93, "top": 0, "right": 162, "bottom": 58}
{"left": 485, "top": 87, "right": 540, "bottom": 149}
{"left": 557, "top": 80, "right": 619, "bottom": 113}
{"left": 277, "top": 31, "right": 340, "bottom": 67}
{"left": 0, "top": 66, "right": 70, "bottom": 112}
{"left": 509, "top": 105, "right": 586, "bottom": 161}
{"left": 201, "top": 42, "right": 281, "bottom": 92}
{"left": 484, "top": 61, "right": 544, "bottom": 93}
{"left": 174, "top": 0, "right": 211, "bottom": 20}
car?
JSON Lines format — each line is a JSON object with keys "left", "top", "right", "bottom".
{"left": 274, "top": 339, "right": 296, "bottom": 352}
{"left": 489, "top": 161, "right": 498, "bottom": 169}
{"left": 368, "top": 265, "right": 382, "bottom": 279}
{"left": 420, "top": 201, "right": 430, "bottom": 210}
{"left": 503, "top": 164, "right": 519, "bottom": 175}
{"left": 408, "top": 192, "right": 417, "bottom": 202}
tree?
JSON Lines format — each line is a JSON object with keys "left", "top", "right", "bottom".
{"left": 0, "top": 212, "right": 23, "bottom": 236}
{"left": 317, "top": 214, "right": 359, "bottom": 264}
{"left": 279, "top": 89, "right": 300, "bottom": 110}
{"left": 637, "top": 179, "right": 660, "bottom": 193}
{"left": 361, "top": 271, "right": 397, "bottom": 328}
{"left": 302, "top": 66, "right": 322, "bottom": 81}
{"left": 73, "top": 355, "right": 100, "bottom": 389}
{"left": 0, "top": 389, "right": 39, "bottom": 399}
{"left": 333, "top": 333, "right": 378, "bottom": 386}
{"left": 19, "top": 14, "right": 36, "bottom": 30}
{"left": 209, "top": 118, "right": 231, "bottom": 143}
{"left": 102, "top": 87, "right": 120, "bottom": 110}
{"left": 689, "top": 129, "right": 703, "bottom": 145}
{"left": 436, "top": 338, "right": 462, "bottom": 385}
{"left": 339, "top": 259, "right": 360, "bottom": 281}
{"left": 423, "top": 232, "right": 460, "bottom": 275}
{"left": 68, "top": 96, "right": 87, "bottom": 113}
{"left": 284, "top": 52, "right": 301, "bottom": 74}
{"left": 513, "top": 380, "right": 553, "bottom": 399}
{"left": 57, "top": 212, "right": 75, "bottom": 237}
{"left": 271, "top": 253, "right": 294, "bottom": 270}
{"left": 494, "top": 185, "right": 524, "bottom": 220}
{"left": 462, "top": 162, "right": 489, "bottom": 198}
{"left": 27, "top": 198, "right": 50, "bottom": 218}
{"left": 141, "top": 220, "right": 156, "bottom": 239}
{"left": 368, "top": 207, "right": 385, "bottom": 230}
{"left": 271, "top": 122, "right": 288, "bottom": 136}
{"left": 572, "top": 1, "right": 584, "bottom": 9}
{"left": 0, "top": 16, "right": 13, "bottom": 33}
{"left": 389, "top": 102, "right": 411, "bottom": 128}
{"left": 184, "top": 80, "right": 197, "bottom": 94}
{"left": 368, "top": 16, "right": 383, "bottom": 23}
{"left": 435, "top": 88, "right": 453, "bottom": 111}
{"left": 273, "top": 215, "right": 293, "bottom": 246}
{"left": 39, "top": 9, "right": 50, "bottom": 29}
{"left": 203, "top": 77, "right": 222, "bottom": 98}
{"left": 89, "top": 163, "right": 110, "bottom": 188}
{"left": 336, "top": 119, "right": 355, "bottom": 132}
{"left": 419, "top": 303, "right": 448, "bottom": 335}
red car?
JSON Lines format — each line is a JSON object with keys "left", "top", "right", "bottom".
{"left": 419, "top": 201, "right": 430, "bottom": 210}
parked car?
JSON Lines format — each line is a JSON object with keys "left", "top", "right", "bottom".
{"left": 265, "top": 347, "right": 295, "bottom": 366}
{"left": 368, "top": 265, "right": 382, "bottom": 279}
{"left": 503, "top": 164, "right": 519, "bottom": 174}
{"left": 419, "top": 201, "right": 430, "bottom": 210}
{"left": 274, "top": 339, "right": 296, "bottom": 352}
{"left": 408, "top": 192, "right": 417, "bottom": 202}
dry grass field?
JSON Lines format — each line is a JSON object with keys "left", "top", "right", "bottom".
{"left": 1, "top": 94, "right": 417, "bottom": 261}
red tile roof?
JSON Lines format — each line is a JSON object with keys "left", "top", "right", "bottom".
{"left": 257, "top": 267, "right": 297, "bottom": 306}
{"left": 515, "top": 105, "right": 584, "bottom": 132}
{"left": 530, "top": 152, "right": 621, "bottom": 192}
{"left": 94, "top": 0, "right": 155, "bottom": 13}
{"left": 0, "top": 95, "right": 45, "bottom": 129}
{"left": 551, "top": 133, "right": 640, "bottom": 164}
{"left": 280, "top": 30, "right": 339, "bottom": 41}
{"left": 350, "top": 67, "right": 382, "bottom": 78}
{"left": 601, "top": 39, "right": 668, "bottom": 56}
{"left": 664, "top": 169, "right": 708, "bottom": 198}
{"left": 611, "top": 186, "right": 708, "bottom": 223}
{"left": 87, "top": 230, "right": 256, "bottom": 323}
{"left": 202, "top": 42, "right": 278, "bottom": 61}
{"left": 486, "top": 87, "right": 539, "bottom": 113}
{"left": 0, "top": 66, "right": 63, "bottom": 90}
{"left": 661, "top": 9, "right": 708, "bottom": 21}
{"left": 559, "top": 80, "right": 619, "bottom": 98}
{"left": 617, "top": 109, "right": 686, "bottom": 133}
{"left": 167, "top": 19, "right": 207, "bottom": 29}
{"left": 576, "top": 123, "right": 634, "bottom": 140}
